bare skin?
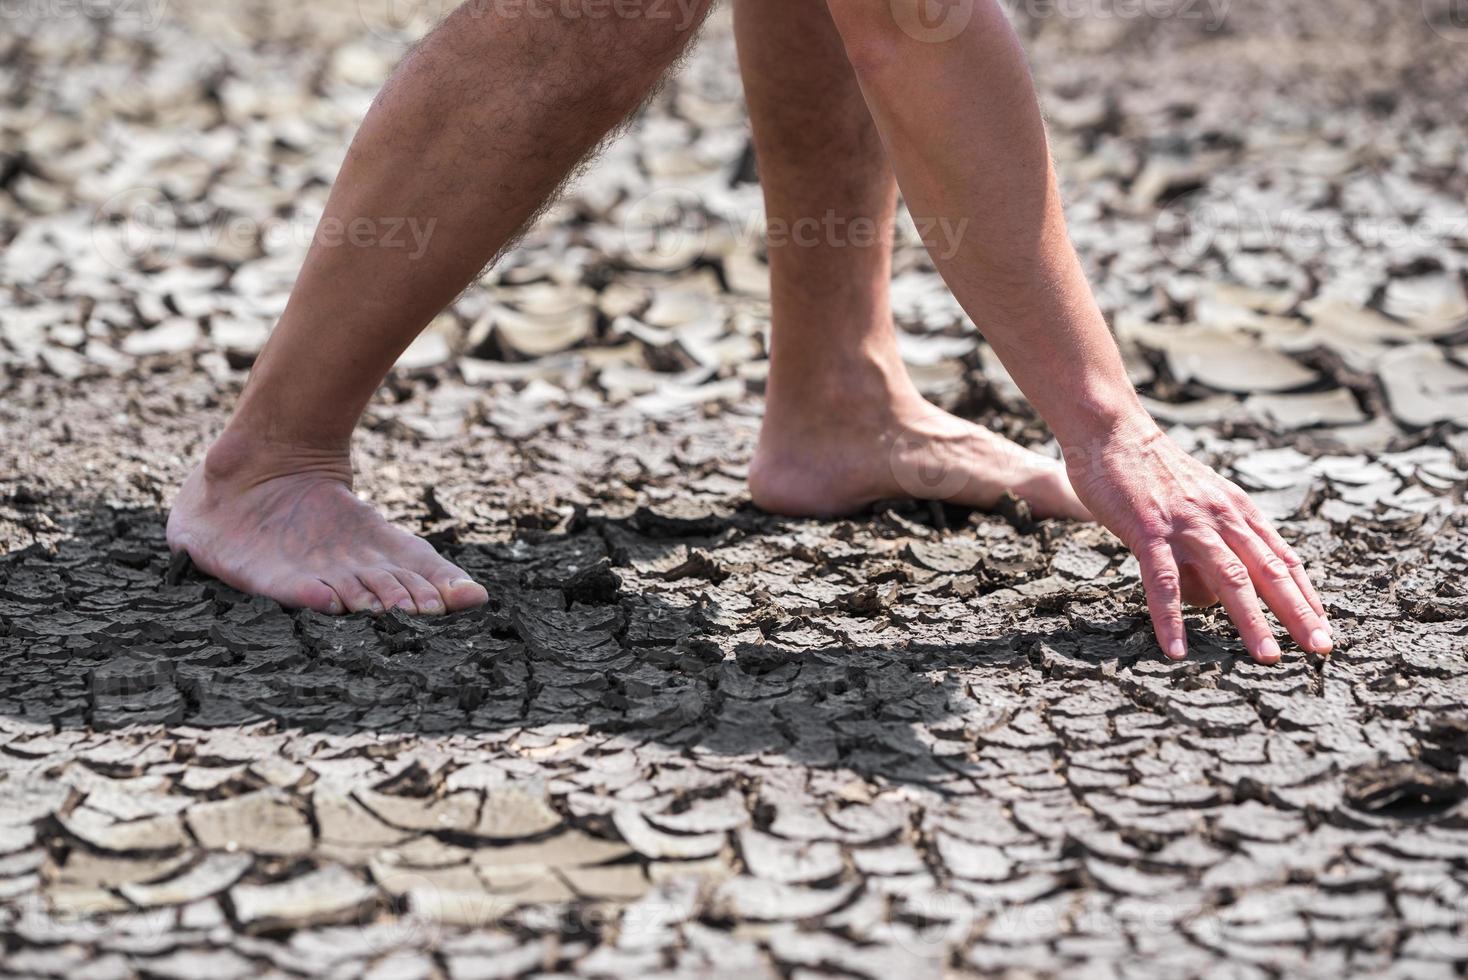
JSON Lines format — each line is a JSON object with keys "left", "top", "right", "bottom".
{"left": 734, "top": 0, "right": 1087, "bottom": 521}
{"left": 822, "top": 0, "right": 1332, "bottom": 662}
{"left": 170, "top": 2, "right": 715, "bottom": 615}
{"left": 170, "top": 437, "right": 472, "bottom": 615}
{"left": 172, "top": 0, "right": 1332, "bottom": 665}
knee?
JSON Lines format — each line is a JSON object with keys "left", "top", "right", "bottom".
{"left": 451, "top": 0, "right": 712, "bottom": 63}
{"left": 439, "top": 0, "right": 713, "bottom": 110}
{"left": 601, "top": 0, "right": 715, "bottom": 65}
{"left": 825, "top": 0, "right": 996, "bottom": 75}
{"left": 824, "top": 0, "right": 901, "bottom": 76}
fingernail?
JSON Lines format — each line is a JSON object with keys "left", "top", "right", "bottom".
{"left": 1167, "top": 641, "right": 1187, "bottom": 661}
{"left": 1257, "top": 638, "right": 1282, "bottom": 662}
{"left": 1309, "top": 628, "right": 1332, "bottom": 654}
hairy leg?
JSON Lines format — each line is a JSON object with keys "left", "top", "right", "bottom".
{"left": 170, "top": 0, "right": 711, "bottom": 615}
{"left": 734, "top": 0, "right": 1087, "bottom": 520}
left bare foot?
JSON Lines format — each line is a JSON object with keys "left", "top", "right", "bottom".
{"left": 750, "top": 376, "right": 1092, "bottom": 521}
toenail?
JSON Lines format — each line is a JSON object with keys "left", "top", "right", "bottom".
{"left": 369, "top": 601, "right": 384, "bottom": 614}
{"left": 395, "top": 599, "right": 416, "bottom": 612}
{"left": 422, "top": 598, "right": 443, "bottom": 613}
{"left": 449, "top": 578, "right": 476, "bottom": 590}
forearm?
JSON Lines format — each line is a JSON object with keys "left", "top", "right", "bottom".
{"left": 827, "top": 0, "right": 1151, "bottom": 447}
{"left": 824, "top": 1, "right": 1331, "bottom": 662}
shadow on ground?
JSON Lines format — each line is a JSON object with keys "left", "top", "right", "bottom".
{"left": 0, "top": 504, "right": 1134, "bottom": 788}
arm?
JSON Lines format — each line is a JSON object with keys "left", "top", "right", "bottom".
{"left": 824, "top": 0, "right": 1332, "bottom": 661}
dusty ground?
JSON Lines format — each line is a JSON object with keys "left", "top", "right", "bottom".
{"left": 2, "top": 2, "right": 1468, "bottom": 977}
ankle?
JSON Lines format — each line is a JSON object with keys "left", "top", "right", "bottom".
{"left": 203, "top": 427, "right": 353, "bottom": 489}
{"left": 764, "top": 349, "right": 918, "bottom": 424}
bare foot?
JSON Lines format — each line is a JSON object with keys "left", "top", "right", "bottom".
{"left": 166, "top": 433, "right": 489, "bottom": 616}
{"left": 750, "top": 382, "right": 1091, "bottom": 522}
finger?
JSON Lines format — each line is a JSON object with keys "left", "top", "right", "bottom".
{"left": 1138, "top": 543, "right": 1188, "bottom": 661}
{"left": 1184, "top": 531, "right": 1280, "bottom": 664}
{"left": 1243, "top": 509, "right": 1326, "bottom": 620}
{"left": 1221, "top": 522, "right": 1332, "bottom": 655}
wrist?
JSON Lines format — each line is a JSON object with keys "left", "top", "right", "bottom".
{"left": 1049, "top": 385, "right": 1158, "bottom": 456}
{"left": 1058, "top": 414, "right": 1164, "bottom": 495}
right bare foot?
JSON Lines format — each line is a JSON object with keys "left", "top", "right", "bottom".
{"left": 749, "top": 364, "right": 1092, "bottom": 522}
{"left": 166, "top": 432, "right": 489, "bottom": 616}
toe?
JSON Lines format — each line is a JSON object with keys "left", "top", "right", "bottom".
{"left": 286, "top": 578, "right": 344, "bottom": 615}
{"left": 394, "top": 569, "right": 446, "bottom": 616}
{"left": 1041, "top": 467, "right": 1092, "bottom": 522}
{"left": 358, "top": 568, "right": 416, "bottom": 614}
{"left": 326, "top": 573, "right": 384, "bottom": 614}
{"left": 1024, "top": 465, "right": 1092, "bottom": 522}
{"left": 1058, "top": 488, "right": 1093, "bottom": 523}
{"left": 426, "top": 565, "right": 490, "bottom": 612}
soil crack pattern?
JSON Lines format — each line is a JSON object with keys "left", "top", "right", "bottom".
{"left": 3, "top": 0, "right": 1468, "bottom": 975}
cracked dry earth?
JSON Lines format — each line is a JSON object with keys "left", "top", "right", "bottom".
{"left": 3, "top": 3, "right": 1468, "bottom": 979}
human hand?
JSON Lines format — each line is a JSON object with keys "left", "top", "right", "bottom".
{"left": 1066, "top": 420, "right": 1332, "bottom": 663}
